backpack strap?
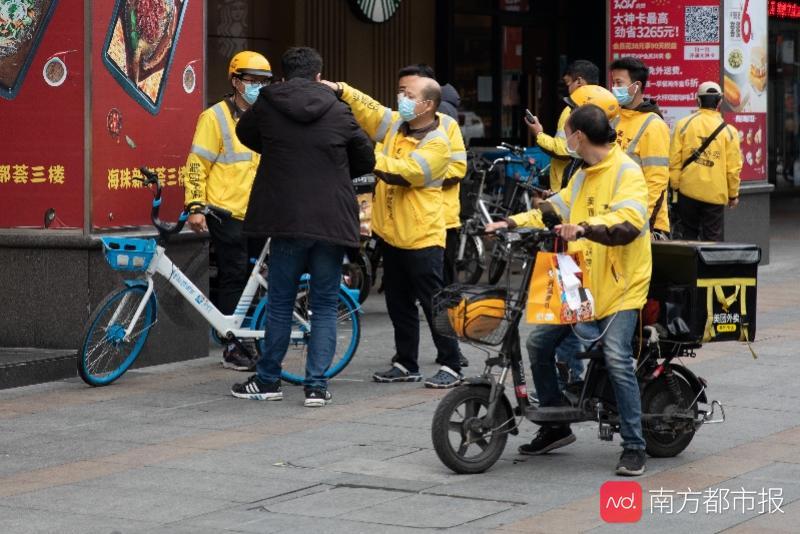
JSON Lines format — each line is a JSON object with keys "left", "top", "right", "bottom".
{"left": 682, "top": 121, "right": 727, "bottom": 170}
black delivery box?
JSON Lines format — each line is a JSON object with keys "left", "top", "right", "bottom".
{"left": 649, "top": 241, "right": 760, "bottom": 343}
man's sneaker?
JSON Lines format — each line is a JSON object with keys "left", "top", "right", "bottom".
{"left": 222, "top": 345, "right": 255, "bottom": 372}
{"left": 424, "top": 366, "right": 463, "bottom": 389}
{"left": 616, "top": 448, "right": 647, "bottom": 476}
{"left": 304, "top": 389, "right": 332, "bottom": 408}
{"left": 518, "top": 425, "right": 576, "bottom": 455}
{"left": 231, "top": 375, "right": 282, "bottom": 400}
{"left": 373, "top": 362, "right": 423, "bottom": 383}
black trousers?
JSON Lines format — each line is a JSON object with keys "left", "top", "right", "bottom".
{"left": 207, "top": 216, "right": 262, "bottom": 315}
{"left": 443, "top": 227, "right": 460, "bottom": 287}
{"left": 382, "top": 242, "right": 461, "bottom": 373}
{"left": 676, "top": 194, "right": 725, "bottom": 241}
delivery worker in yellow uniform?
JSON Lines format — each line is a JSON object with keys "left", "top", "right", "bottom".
{"left": 670, "top": 81, "right": 742, "bottom": 241}
{"left": 526, "top": 83, "right": 620, "bottom": 390}
{"left": 526, "top": 60, "right": 599, "bottom": 192}
{"left": 397, "top": 64, "right": 469, "bottom": 368}
{"left": 610, "top": 56, "right": 671, "bottom": 238}
{"left": 487, "top": 104, "right": 652, "bottom": 476}
{"left": 396, "top": 64, "right": 467, "bottom": 286}
{"left": 322, "top": 76, "right": 464, "bottom": 388}
{"left": 184, "top": 50, "right": 272, "bottom": 371}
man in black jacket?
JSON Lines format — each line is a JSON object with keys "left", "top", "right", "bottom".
{"left": 231, "top": 47, "right": 375, "bottom": 407}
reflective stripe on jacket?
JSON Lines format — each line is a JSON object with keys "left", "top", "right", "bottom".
{"left": 669, "top": 109, "right": 742, "bottom": 205}
{"left": 535, "top": 106, "right": 572, "bottom": 192}
{"left": 439, "top": 113, "right": 467, "bottom": 228}
{"left": 615, "top": 108, "right": 670, "bottom": 232}
{"left": 340, "top": 83, "right": 451, "bottom": 249}
{"left": 510, "top": 145, "right": 652, "bottom": 318}
{"left": 184, "top": 100, "right": 260, "bottom": 220}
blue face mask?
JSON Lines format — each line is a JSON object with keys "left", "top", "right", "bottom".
{"left": 241, "top": 82, "right": 261, "bottom": 105}
{"left": 397, "top": 94, "right": 420, "bottom": 122}
{"left": 612, "top": 84, "right": 636, "bottom": 107}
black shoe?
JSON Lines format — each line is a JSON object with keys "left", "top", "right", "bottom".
{"left": 616, "top": 448, "right": 646, "bottom": 476}
{"left": 518, "top": 425, "right": 576, "bottom": 455}
{"left": 222, "top": 346, "right": 254, "bottom": 372}
{"left": 459, "top": 354, "right": 469, "bottom": 368}
{"left": 424, "top": 366, "right": 463, "bottom": 389}
{"left": 304, "top": 389, "right": 332, "bottom": 408}
{"left": 373, "top": 363, "right": 423, "bottom": 383}
{"left": 231, "top": 375, "right": 283, "bottom": 401}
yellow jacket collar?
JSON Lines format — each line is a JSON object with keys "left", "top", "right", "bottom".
{"left": 582, "top": 143, "right": 622, "bottom": 177}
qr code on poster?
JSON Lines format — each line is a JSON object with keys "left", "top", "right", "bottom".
{"left": 685, "top": 6, "right": 719, "bottom": 43}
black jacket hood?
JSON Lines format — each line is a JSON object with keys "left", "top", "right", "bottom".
{"left": 263, "top": 78, "right": 337, "bottom": 123}
{"left": 634, "top": 97, "right": 664, "bottom": 118}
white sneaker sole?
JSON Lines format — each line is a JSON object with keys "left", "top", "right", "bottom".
{"left": 304, "top": 398, "right": 331, "bottom": 408}
{"left": 373, "top": 374, "right": 423, "bottom": 383}
{"left": 616, "top": 465, "right": 646, "bottom": 476}
{"left": 231, "top": 391, "right": 283, "bottom": 401}
{"left": 222, "top": 361, "right": 254, "bottom": 372}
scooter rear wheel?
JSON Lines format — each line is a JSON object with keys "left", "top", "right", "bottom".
{"left": 432, "top": 385, "right": 512, "bottom": 474}
{"left": 642, "top": 375, "right": 698, "bottom": 458}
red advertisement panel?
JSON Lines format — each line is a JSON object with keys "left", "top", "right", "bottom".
{"left": 0, "top": 1, "right": 84, "bottom": 229}
{"left": 722, "top": 0, "right": 767, "bottom": 181}
{"left": 90, "top": 0, "right": 203, "bottom": 229}
{"left": 609, "top": 0, "right": 721, "bottom": 129}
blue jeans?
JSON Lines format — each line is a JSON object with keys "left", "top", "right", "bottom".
{"left": 256, "top": 239, "right": 344, "bottom": 390}
{"left": 526, "top": 324, "right": 576, "bottom": 408}
{"left": 555, "top": 333, "right": 584, "bottom": 388}
{"left": 526, "top": 310, "right": 645, "bottom": 450}
{"left": 574, "top": 310, "right": 645, "bottom": 450}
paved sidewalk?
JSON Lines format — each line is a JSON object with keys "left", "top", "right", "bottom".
{"left": 1, "top": 215, "right": 798, "bottom": 532}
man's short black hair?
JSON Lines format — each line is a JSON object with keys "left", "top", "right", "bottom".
{"left": 565, "top": 60, "right": 599, "bottom": 85}
{"left": 398, "top": 63, "right": 435, "bottom": 79}
{"left": 698, "top": 95, "right": 722, "bottom": 109}
{"left": 609, "top": 56, "right": 650, "bottom": 89}
{"left": 281, "top": 47, "right": 323, "bottom": 81}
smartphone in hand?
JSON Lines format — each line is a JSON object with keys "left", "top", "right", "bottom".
{"left": 525, "top": 109, "right": 537, "bottom": 123}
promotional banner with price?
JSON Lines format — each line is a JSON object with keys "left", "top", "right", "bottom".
{"left": 608, "top": 0, "right": 721, "bottom": 129}
{"left": 722, "top": 0, "right": 768, "bottom": 182}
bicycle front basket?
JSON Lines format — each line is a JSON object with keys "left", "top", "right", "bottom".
{"left": 432, "top": 285, "right": 511, "bottom": 346}
{"left": 101, "top": 237, "right": 157, "bottom": 272}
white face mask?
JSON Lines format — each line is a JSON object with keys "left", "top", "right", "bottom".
{"left": 565, "top": 131, "right": 580, "bottom": 158}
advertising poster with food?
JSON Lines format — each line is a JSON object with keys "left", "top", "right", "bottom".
{"left": 0, "top": 0, "right": 84, "bottom": 228}
{"left": 609, "top": 0, "right": 721, "bottom": 129}
{"left": 723, "top": 0, "right": 767, "bottom": 181}
{"left": 91, "top": 0, "right": 203, "bottom": 229}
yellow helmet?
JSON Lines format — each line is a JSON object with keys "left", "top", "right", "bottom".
{"left": 447, "top": 290, "right": 506, "bottom": 342}
{"left": 565, "top": 85, "right": 620, "bottom": 120}
{"left": 228, "top": 51, "right": 272, "bottom": 78}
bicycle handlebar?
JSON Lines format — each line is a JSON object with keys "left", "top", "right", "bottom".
{"left": 498, "top": 141, "right": 525, "bottom": 155}
{"left": 135, "top": 167, "right": 189, "bottom": 237}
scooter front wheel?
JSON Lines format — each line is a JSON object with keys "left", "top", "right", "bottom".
{"left": 432, "top": 385, "right": 512, "bottom": 474}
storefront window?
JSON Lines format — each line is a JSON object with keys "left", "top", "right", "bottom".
{"left": 498, "top": 0, "right": 529, "bottom": 11}
{"left": 769, "top": 19, "right": 800, "bottom": 188}
{"left": 501, "top": 25, "right": 524, "bottom": 139}
{"left": 453, "top": 14, "right": 493, "bottom": 146}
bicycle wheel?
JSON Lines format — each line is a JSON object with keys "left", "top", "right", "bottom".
{"left": 342, "top": 252, "right": 371, "bottom": 304}
{"left": 78, "top": 285, "right": 157, "bottom": 386}
{"left": 487, "top": 243, "right": 507, "bottom": 285}
{"left": 256, "top": 283, "right": 360, "bottom": 385}
{"left": 455, "top": 235, "right": 484, "bottom": 285}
